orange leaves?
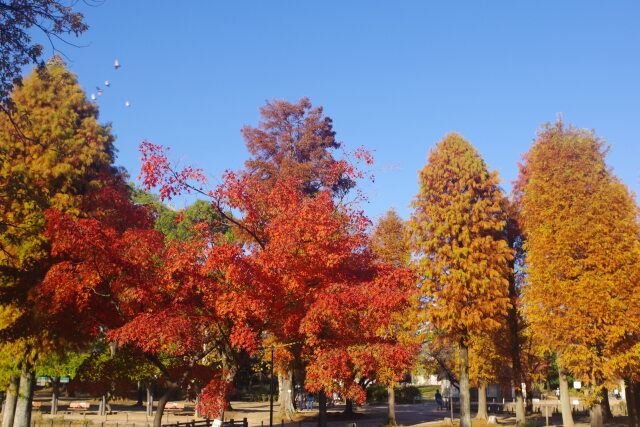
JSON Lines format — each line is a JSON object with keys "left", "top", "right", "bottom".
{"left": 517, "top": 122, "right": 640, "bottom": 386}
{"left": 409, "top": 133, "right": 512, "bottom": 342}
{"left": 135, "top": 98, "right": 419, "bottom": 403}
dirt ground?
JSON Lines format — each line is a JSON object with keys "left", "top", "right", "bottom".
{"left": 25, "top": 393, "right": 633, "bottom": 427}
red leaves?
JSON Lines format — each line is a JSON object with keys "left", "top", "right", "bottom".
{"left": 135, "top": 131, "right": 419, "bottom": 401}
{"left": 197, "top": 378, "right": 232, "bottom": 419}
{"left": 139, "top": 141, "right": 207, "bottom": 201}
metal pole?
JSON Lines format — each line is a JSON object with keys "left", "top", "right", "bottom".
{"left": 450, "top": 383, "right": 453, "bottom": 421}
{"left": 269, "top": 347, "right": 275, "bottom": 427}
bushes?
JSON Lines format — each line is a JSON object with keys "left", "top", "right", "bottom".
{"left": 366, "top": 385, "right": 422, "bottom": 404}
{"left": 367, "top": 385, "right": 388, "bottom": 403}
{"left": 395, "top": 386, "right": 421, "bottom": 403}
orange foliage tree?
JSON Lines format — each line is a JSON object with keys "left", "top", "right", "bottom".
{"left": 40, "top": 197, "right": 266, "bottom": 427}
{"left": 516, "top": 122, "right": 640, "bottom": 427}
{"left": 408, "top": 133, "right": 513, "bottom": 427}
{"left": 139, "top": 99, "right": 417, "bottom": 427}
{"left": 234, "top": 97, "right": 359, "bottom": 419}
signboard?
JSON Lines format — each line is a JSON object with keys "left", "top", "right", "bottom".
{"left": 60, "top": 377, "right": 70, "bottom": 383}
{"left": 573, "top": 381, "right": 581, "bottom": 389}
{"left": 36, "top": 377, "right": 48, "bottom": 386}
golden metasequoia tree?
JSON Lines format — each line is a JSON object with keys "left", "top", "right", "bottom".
{"left": 370, "top": 208, "right": 411, "bottom": 268}
{"left": 516, "top": 122, "right": 640, "bottom": 427}
{"left": 408, "top": 133, "right": 512, "bottom": 427}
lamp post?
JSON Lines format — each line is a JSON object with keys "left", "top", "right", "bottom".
{"left": 450, "top": 383, "right": 454, "bottom": 421}
{"left": 269, "top": 347, "right": 275, "bottom": 427}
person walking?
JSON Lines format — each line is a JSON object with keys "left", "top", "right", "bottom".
{"left": 435, "top": 390, "right": 443, "bottom": 410}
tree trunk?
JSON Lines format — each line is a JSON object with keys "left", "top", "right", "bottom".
{"left": 221, "top": 354, "right": 238, "bottom": 411}
{"left": 475, "top": 383, "right": 488, "bottom": 420}
{"left": 277, "top": 368, "right": 295, "bottom": 420}
{"left": 50, "top": 379, "right": 60, "bottom": 415}
{"left": 387, "top": 386, "right": 397, "bottom": 425}
{"left": 458, "top": 343, "right": 471, "bottom": 427}
{"left": 1, "top": 374, "right": 19, "bottom": 427}
{"left": 99, "top": 395, "right": 107, "bottom": 416}
{"left": 135, "top": 381, "right": 144, "bottom": 407}
{"left": 146, "top": 383, "right": 154, "bottom": 417}
{"left": 12, "top": 369, "right": 34, "bottom": 427}
{"left": 317, "top": 393, "right": 327, "bottom": 427}
{"left": 507, "top": 270, "right": 526, "bottom": 426}
{"left": 344, "top": 399, "right": 354, "bottom": 415}
{"left": 558, "top": 365, "right": 575, "bottom": 427}
{"left": 514, "top": 388, "right": 525, "bottom": 425}
{"left": 154, "top": 384, "right": 179, "bottom": 427}
{"left": 625, "top": 379, "right": 637, "bottom": 427}
{"left": 601, "top": 387, "right": 613, "bottom": 421}
{"left": 525, "top": 382, "right": 534, "bottom": 415}
{"left": 634, "top": 382, "right": 640, "bottom": 425}
{"left": 590, "top": 401, "right": 603, "bottom": 427}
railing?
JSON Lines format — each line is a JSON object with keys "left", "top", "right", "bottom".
{"left": 163, "top": 418, "right": 248, "bottom": 427}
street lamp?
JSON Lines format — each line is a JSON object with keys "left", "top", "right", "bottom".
{"left": 269, "top": 347, "right": 275, "bottom": 427}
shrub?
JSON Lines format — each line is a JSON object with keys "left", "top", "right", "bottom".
{"left": 395, "top": 386, "right": 421, "bottom": 403}
{"left": 366, "top": 385, "right": 388, "bottom": 403}
{"left": 366, "top": 385, "right": 422, "bottom": 404}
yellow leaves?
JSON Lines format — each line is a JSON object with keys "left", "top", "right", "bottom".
{"left": 409, "top": 133, "right": 512, "bottom": 342}
{"left": 518, "top": 122, "right": 640, "bottom": 386}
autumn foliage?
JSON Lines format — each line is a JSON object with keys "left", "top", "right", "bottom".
{"left": 516, "top": 122, "right": 640, "bottom": 419}
{"left": 409, "top": 133, "right": 513, "bottom": 427}
{"left": 4, "top": 59, "right": 640, "bottom": 427}
{"left": 136, "top": 101, "right": 412, "bottom": 416}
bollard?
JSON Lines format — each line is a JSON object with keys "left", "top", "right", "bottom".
{"left": 544, "top": 405, "right": 550, "bottom": 427}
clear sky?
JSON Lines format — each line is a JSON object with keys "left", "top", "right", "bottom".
{"left": 43, "top": 1, "right": 640, "bottom": 220}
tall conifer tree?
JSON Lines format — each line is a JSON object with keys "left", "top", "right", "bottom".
{"left": 516, "top": 122, "right": 640, "bottom": 427}
{"left": 409, "top": 133, "right": 512, "bottom": 427}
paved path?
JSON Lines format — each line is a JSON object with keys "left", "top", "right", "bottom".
{"left": 29, "top": 398, "right": 631, "bottom": 427}
{"left": 29, "top": 399, "right": 451, "bottom": 427}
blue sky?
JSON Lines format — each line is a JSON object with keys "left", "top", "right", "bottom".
{"left": 41, "top": 1, "right": 640, "bottom": 220}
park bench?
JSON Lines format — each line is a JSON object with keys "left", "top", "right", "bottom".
{"left": 67, "top": 401, "right": 91, "bottom": 412}
{"left": 165, "top": 402, "right": 186, "bottom": 411}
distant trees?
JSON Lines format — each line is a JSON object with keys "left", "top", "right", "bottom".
{"left": 370, "top": 209, "right": 419, "bottom": 425}
{"left": 408, "top": 133, "right": 513, "bottom": 427}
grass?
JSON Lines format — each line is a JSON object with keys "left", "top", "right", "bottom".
{"left": 416, "top": 385, "right": 440, "bottom": 401}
